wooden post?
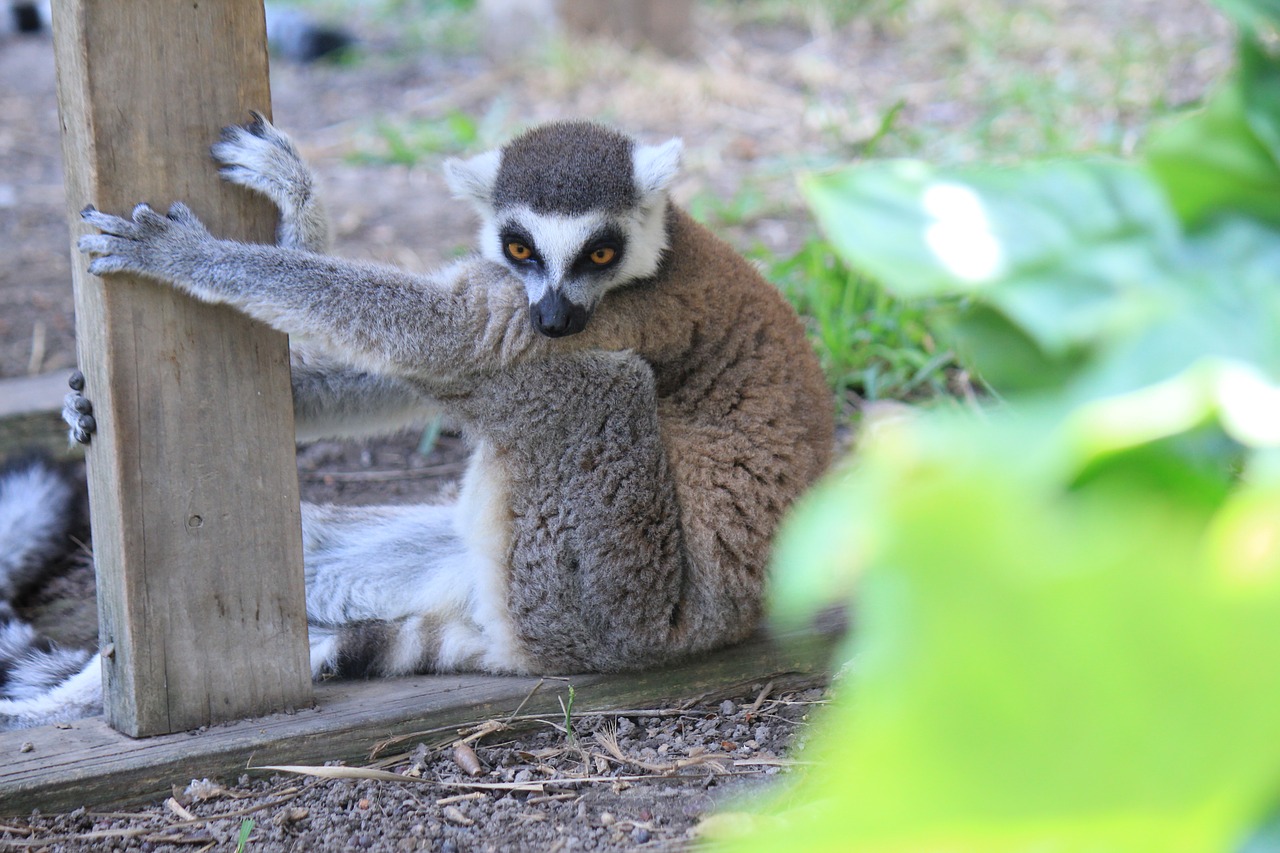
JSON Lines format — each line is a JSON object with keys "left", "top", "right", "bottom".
{"left": 51, "top": 0, "right": 311, "bottom": 737}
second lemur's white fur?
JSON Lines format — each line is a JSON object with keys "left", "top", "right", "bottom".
{"left": 16, "top": 115, "right": 833, "bottom": 730}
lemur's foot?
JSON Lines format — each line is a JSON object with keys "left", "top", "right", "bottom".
{"left": 211, "top": 111, "right": 313, "bottom": 214}
{"left": 62, "top": 370, "right": 96, "bottom": 445}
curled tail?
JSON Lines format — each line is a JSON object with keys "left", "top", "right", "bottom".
{"left": 0, "top": 453, "right": 102, "bottom": 729}
{"left": 0, "top": 452, "right": 86, "bottom": 599}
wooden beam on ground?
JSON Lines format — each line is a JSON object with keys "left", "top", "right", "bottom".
{"left": 0, "top": 624, "right": 841, "bottom": 815}
{"left": 0, "top": 370, "right": 79, "bottom": 458}
{"left": 50, "top": 1, "right": 310, "bottom": 736}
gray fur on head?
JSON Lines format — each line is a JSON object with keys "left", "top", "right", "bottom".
{"left": 443, "top": 121, "right": 683, "bottom": 215}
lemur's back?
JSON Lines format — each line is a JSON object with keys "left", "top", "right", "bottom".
{"left": 632, "top": 209, "right": 832, "bottom": 635}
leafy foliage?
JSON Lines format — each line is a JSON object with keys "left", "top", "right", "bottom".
{"left": 718, "top": 1, "right": 1280, "bottom": 850}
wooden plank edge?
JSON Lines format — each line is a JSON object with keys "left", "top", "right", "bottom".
{"left": 0, "top": 370, "right": 74, "bottom": 420}
{"left": 0, "top": 370, "right": 80, "bottom": 459}
{"left": 0, "top": 623, "right": 841, "bottom": 815}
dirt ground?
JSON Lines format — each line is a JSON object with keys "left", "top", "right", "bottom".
{"left": 0, "top": 1, "right": 1232, "bottom": 850}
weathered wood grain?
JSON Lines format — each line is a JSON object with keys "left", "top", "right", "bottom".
{"left": 50, "top": 0, "right": 310, "bottom": 737}
{"left": 0, "top": 625, "right": 841, "bottom": 816}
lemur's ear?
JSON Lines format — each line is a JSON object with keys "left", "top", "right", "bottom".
{"left": 632, "top": 138, "right": 683, "bottom": 200}
{"left": 443, "top": 149, "right": 501, "bottom": 207}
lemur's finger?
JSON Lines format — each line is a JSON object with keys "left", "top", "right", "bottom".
{"left": 217, "top": 165, "right": 254, "bottom": 183}
{"left": 68, "top": 369, "right": 84, "bottom": 392}
{"left": 166, "top": 202, "right": 198, "bottom": 224}
{"left": 86, "top": 254, "right": 134, "bottom": 277}
{"left": 62, "top": 390, "right": 96, "bottom": 445}
{"left": 130, "top": 203, "right": 167, "bottom": 227}
{"left": 80, "top": 207, "right": 138, "bottom": 237}
{"left": 70, "top": 414, "right": 96, "bottom": 445}
{"left": 77, "top": 233, "right": 128, "bottom": 257}
{"left": 213, "top": 124, "right": 254, "bottom": 160}
{"left": 246, "top": 110, "right": 269, "bottom": 135}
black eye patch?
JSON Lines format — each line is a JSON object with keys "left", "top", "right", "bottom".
{"left": 499, "top": 225, "right": 541, "bottom": 265}
{"left": 572, "top": 226, "right": 626, "bottom": 274}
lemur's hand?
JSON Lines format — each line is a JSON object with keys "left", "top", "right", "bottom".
{"left": 62, "top": 369, "right": 96, "bottom": 446}
{"left": 78, "top": 203, "right": 211, "bottom": 284}
{"left": 212, "top": 111, "right": 307, "bottom": 208}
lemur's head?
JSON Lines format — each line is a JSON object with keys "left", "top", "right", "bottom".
{"left": 444, "top": 121, "right": 682, "bottom": 338}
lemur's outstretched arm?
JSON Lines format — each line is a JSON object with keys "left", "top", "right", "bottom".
{"left": 64, "top": 115, "right": 438, "bottom": 445}
{"left": 77, "top": 203, "right": 548, "bottom": 390}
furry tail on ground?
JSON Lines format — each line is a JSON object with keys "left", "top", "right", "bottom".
{"left": 0, "top": 453, "right": 102, "bottom": 729}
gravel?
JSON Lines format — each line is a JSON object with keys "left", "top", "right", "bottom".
{"left": 3, "top": 686, "right": 828, "bottom": 852}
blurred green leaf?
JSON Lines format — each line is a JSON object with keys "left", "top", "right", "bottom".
{"left": 1240, "top": 36, "right": 1280, "bottom": 163}
{"left": 1146, "top": 9, "right": 1280, "bottom": 229}
{"left": 802, "top": 160, "right": 1179, "bottom": 357}
{"left": 1146, "top": 85, "right": 1280, "bottom": 229}
{"left": 735, "top": 16, "right": 1280, "bottom": 853}
{"left": 802, "top": 157, "right": 1280, "bottom": 405}
{"left": 728, "top": 413, "right": 1280, "bottom": 853}
{"left": 1213, "top": 0, "right": 1280, "bottom": 36}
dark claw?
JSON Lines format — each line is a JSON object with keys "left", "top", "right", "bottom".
{"left": 80, "top": 205, "right": 97, "bottom": 218}
{"left": 72, "top": 395, "right": 92, "bottom": 415}
{"left": 76, "top": 414, "right": 96, "bottom": 438}
{"left": 68, "top": 369, "right": 85, "bottom": 392}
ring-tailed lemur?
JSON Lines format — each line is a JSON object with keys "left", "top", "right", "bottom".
{"left": 0, "top": 114, "right": 833, "bottom": 729}
{"left": 2, "top": 1, "right": 353, "bottom": 62}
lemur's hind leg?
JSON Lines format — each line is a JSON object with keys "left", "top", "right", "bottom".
{"left": 451, "top": 351, "right": 690, "bottom": 673}
{"left": 301, "top": 493, "right": 529, "bottom": 678}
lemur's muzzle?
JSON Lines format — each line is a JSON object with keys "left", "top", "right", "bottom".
{"left": 531, "top": 290, "right": 590, "bottom": 338}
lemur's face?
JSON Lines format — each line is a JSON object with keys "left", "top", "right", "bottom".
{"left": 444, "top": 122, "right": 682, "bottom": 338}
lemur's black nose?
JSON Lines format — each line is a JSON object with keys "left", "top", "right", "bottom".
{"left": 531, "top": 290, "right": 589, "bottom": 338}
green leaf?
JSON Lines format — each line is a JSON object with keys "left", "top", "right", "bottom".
{"left": 727, "top": 415, "right": 1280, "bottom": 853}
{"left": 1146, "top": 84, "right": 1280, "bottom": 229}
{"left": 1213, "top": 0, "right": 1280, "bottom": 36}
{"left": 1240, "top": 35, "right": 1280, "bottom": 164}
{"left": 803, "top": 157, "right": 1280, "bottom": 403}
{"left": 802, "top": 160, "right": 1182, "bottom": 392}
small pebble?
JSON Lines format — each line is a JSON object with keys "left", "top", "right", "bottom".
{"left": 19, "top": 742, "right": 34, "bottom": 753}
{"left": 719, "top": 700, "right": 736, "bottom": 716}
{"left": 633, "top": 827, "right": 652, "bottom": 844}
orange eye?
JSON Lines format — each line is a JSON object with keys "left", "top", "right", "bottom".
{"left": 507, "top": 242, "right": 532, "bottom": 261}
{"left": 590, "top": 247, "right": 616, "bottom": 265}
